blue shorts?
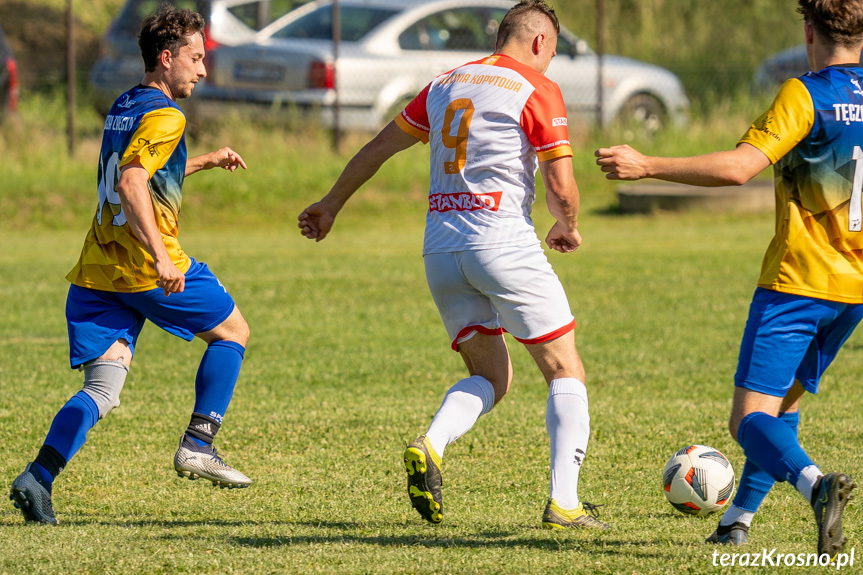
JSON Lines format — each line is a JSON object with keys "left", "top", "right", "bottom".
{"left": 734, "top": 287, "right": 863, "bottom": 397}
{"left": 66, "top": 259, "right": 235, "bottom": 368}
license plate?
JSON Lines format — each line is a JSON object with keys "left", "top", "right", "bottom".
{"left": 233, "top": 63, "right": 285, "bottom": 83}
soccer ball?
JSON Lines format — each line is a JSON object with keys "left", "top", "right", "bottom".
{"left": 662, "top": 445, "right": 735, "bottom": 517}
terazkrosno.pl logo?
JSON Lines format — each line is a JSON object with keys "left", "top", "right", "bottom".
{"left": 711, "top": 548, "right": 855, "bottom": 570}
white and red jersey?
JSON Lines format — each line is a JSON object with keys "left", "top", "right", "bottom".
{"left": 395, "top": 54, "right": 573, "bottom": 255}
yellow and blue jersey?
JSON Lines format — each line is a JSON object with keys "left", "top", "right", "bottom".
{"left": 740, "top": 64, "right": 863, "bottom": 303}
{"left": 67, "top": 85, "right": 191, "bottom": 292}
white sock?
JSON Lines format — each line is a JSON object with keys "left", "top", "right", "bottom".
{"left": 719, "top": 505, "right": 755, "bottom": 527}
{"left": 547, "top": 378, "right": 590, "bottom": 510}
{"left": 796, "top": 465, "right": 823, "bottom": 504}
{"left": 425, "top": 375, "right": 495, "bottom": 458}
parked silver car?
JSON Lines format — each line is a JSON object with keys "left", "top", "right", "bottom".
{"left": 197, "top": 0, "right": 689, "bottom": 131}
{"left": 89, "top": 0, "right": 304, "bottom": 113}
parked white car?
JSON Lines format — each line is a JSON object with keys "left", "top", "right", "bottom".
{"left": 197, "top": 0, "right": 689, "bottom": 132}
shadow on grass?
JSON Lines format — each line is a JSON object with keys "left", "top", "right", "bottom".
{"left": 1, "top": 516, "right": 667, "bottom": 559}
{"left": 226, "top": 522, "right": 664, "bottom": 558}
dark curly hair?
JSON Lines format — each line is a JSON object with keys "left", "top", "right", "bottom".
{"left": 797, "top": 0, "right": 863, "bottom": 48}
{"left": 139, "top": 4, "right": 206, "bottom": 72}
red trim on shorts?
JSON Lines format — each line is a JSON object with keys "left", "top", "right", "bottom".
{"left": 450, "top": 319, "right": 576, "bottom": 351}
{"left": 512, "top": 319, "right": 576, "bottom": 345}
{"left": 451, "top": 325, "right": 505, "bottom": 351}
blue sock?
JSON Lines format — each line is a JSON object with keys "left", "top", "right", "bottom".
{"left": 737, "top": 411, "right": 813, "bottom": 485}
{"left": 732, "top": 411, "right": 799, "bottom": 511}
{"left": 192, "top": 340, "right": 244, "bottom": 429}
{"left": 32, "top": 462, "right": 55, "bottom": 484}
{"left": 42, "top": 391, "right": 100, "bottom": 467}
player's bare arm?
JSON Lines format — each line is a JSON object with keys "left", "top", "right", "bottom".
{"left": 539, "top": 156, "right": 581, "bottom": 253}
{"left": 298, "top": 121, "right": 419, "bottom": 241}
{"left": 594, "top": 142, "right": 771, "bottom": 186}
{"left": 185, "top": 146, "right": 247, "bottom": 177}
{"left": 115, "top": 158, "right": 185, "bottom": 295}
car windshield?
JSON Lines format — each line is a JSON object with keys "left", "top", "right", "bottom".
{"left": 270, "top": 5, "right": 398, "bottom": 42}
{"left": 399, "top": 7, "right": 505, "bottom": 52}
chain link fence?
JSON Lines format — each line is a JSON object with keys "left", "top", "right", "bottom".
{"left": 1, "top": 0, "right": 811, "bottom": 145}
{"left": 227, "top": 0, "right": 801, "bottom": 140}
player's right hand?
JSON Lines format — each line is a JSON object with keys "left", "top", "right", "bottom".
{"left": 155, "top": 259, "right": 185, "bottom": 296}
{"left": 546, "top": 221, "right": 582, "bottom": 253}
{"left": 595, "top": 144, "right": 649, "bottom": 180}
{"left": 298, "top": 201, "right": 336, "bottom": 242}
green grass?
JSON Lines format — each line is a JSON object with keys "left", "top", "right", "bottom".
{"left": 3, "top": 214, "right": 861, "bottom": 574}
{"left": 1, "top": 96, "right": 862, "bottom": 573}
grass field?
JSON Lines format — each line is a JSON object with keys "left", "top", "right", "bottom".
{"left": 1, "top": 100, "right": 862, "bottom": 574}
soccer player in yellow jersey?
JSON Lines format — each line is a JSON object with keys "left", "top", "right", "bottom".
{"left": 597, "top": 0, "right": 860, "bottom": 559}
{"left": 9, "top": 6, "right": 251, "bottom": 525}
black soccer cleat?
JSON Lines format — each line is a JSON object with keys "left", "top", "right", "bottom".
{"left": 705, "top": 521, "right": 749, "bottom": 545}
{"left": 9, "top": 463, "right": 58, "bottom": 525}
{"left": 812, "top": 472, "right": 855, "bottom": 560}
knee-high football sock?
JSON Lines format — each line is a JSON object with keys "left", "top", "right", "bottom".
{"left": 425, "top": 375, "right": 495, "bottom": 458}
{"left": 546, "top": 378, "right": 590, "bottom": 510}
{"left": 737, "top": 411, "right": 821, "bottom": 504}
{"left": 720, "top": 410, "right": 800, "bottom": 527}
{"left": 39, "top": 391, "right": 101, "bottom": 480}
{"left": 188, "top": 340, "right": 245, "bottom": 446}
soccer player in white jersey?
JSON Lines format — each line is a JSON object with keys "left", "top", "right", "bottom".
{"left": 597, "top": 0, "right": 859, "bottom": 558}
{"left": 299, "top": 0, "right": 607, "bottom": 529}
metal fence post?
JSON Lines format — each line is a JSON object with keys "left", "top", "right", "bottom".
{"left": 67, "top": 0, "right": 76, "bottom": 156}
{"left": 332, "top": 0, "right": 341, "bottom": 153}
{"left": 596, "top": 0, "right": 604, "bottom": 129}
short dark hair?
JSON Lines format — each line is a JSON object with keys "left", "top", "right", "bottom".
{"left": 797, "top": 0, "right": 863, "bottom": 48}
{"left": 496, "top": 0, "right": 560, "bottom": 50}
{"left": 139, "top": 4, "right": 206, "bottom": 72}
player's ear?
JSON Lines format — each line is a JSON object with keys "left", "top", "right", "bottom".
{"left": 804, "top": 20, "right": 814, "bottom": 45}
{"left": 532, "top": 33, "right": 543, "bottom": 56}
{"left": 158, "top": 48, "right": 173, "bottom": 70}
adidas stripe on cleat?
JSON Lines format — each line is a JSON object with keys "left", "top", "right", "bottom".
{"left": 403, "top": 435, "right": 443, "bottom": 524}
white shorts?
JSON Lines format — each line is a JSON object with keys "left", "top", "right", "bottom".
{"left": 424, "top": 245, "right": 576, "bottom": 351}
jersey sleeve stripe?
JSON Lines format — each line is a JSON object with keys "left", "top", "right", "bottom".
{"left": 395, "top": 113, "right": 429, "bottom": 143}
{"left": 537, "top": 145, "right": 573, "bottom": 162}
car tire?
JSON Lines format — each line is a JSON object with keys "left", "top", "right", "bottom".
{"left": 615, "top": 93, "right": 666, "bottom": 138}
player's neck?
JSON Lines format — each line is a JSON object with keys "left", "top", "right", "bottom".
{"left": 808, "top": 42, "right": 863, "bottom": 73}
{"left": 141, "top": 73, "right": 176, "bottom": 101}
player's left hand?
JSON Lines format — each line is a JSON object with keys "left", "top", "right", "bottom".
{"left": 595, "top": 144, "right": 648, "bottom": 180}
{"left": 298, "top": 201, "right": 336, "bottom": 242}
{"left": 209, "top": 147, "right": 248, "bottom": 172}
{"left": 546, "top": 222, "right": 582, "bottom": 253}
